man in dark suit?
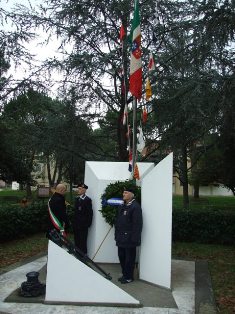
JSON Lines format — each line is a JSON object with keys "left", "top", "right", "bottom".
{"left": 114, "top": 187, "right": 143, "bottom": 284}
{"left": 47, "top": 183, "right": 70, "bottom": 238}
{"left": 73, "top": 183, "right": 93, "bottom": 254}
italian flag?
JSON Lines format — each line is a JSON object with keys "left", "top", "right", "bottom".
{"left": 129, "top": 0, "right": 142, "bottom": 100}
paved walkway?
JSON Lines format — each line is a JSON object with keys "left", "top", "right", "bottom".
{"left": 0, "top": 254, "right": 216, "bottom": 314}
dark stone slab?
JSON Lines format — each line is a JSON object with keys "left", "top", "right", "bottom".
{"left": 5, "top": 263, "right": 177, "bottom": 308}
{"left": 195, "top": 260, "right": 217, "bottom": 314}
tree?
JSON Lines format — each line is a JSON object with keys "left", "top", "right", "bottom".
{"left": 4, "top": 0, "right": 235, "bottom": 205}
{"left": 1, "top": 89, "right": 56, "bottom": 194}
{"left": 0, "top": 88, "right": 95, "bottom": 197}
{"left": 217, "top": 73, "right": 235, "bottom": 194}
{"left": 148, "top": 0, "right": 235, "bottom": 205}
{"left": 0, "top": 6, "right": 41, "bottom": 104}
{"left": 6, "top": 0, "right": 163, "bottom": 160}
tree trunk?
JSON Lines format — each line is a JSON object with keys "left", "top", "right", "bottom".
{"left": 52, "top": 160, "right": 58, "bottom": 186}
{"left": 181, "top": 145, "right": 189, "bottom": 209}
{"left": 193, "top": 182, "right": 200, "bottom": 198}
{"left": 46, "top": 156, "right": 52, "bottom": 186}
{"left": 56, "top": 161, "right": 63, "bottom": 184}
{"left": 26, "top": 182, "right": 32, "bottom": 198}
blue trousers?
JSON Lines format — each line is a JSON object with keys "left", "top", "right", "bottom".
{"left": 118, "top": 247, "right": 136, "bottom": 280}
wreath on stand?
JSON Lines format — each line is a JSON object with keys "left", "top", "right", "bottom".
{"left": 100, "top": 180, "right": 141, "bottom": 226}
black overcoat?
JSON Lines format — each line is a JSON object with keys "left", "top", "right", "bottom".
{"left": 48, "top": 192, "right": 70, "bottom": 233}
{"left": 115, "top": 199, "right": 143, "bottom": 248}
{"left": 74, "top": 195, "right": 93, "bottom": 229}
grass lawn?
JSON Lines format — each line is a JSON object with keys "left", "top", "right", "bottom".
{"left": 173, "top": 194, "right": 235, "bottom": 211}
{"left": 0, "top": 233, "right": 234, "bottom": 313}
{"left": 2, "top": 189, "right": 235, "bottom": 208}
{"left": 0, "top": 189, "right": 76, "bottom": 205}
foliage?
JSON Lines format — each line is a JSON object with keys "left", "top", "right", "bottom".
{"left": 1, "top": 0, "right": 235, "bottom": 204}
{"left": 0, "top": 5, "right": 41, "bottom": 104}
{"left": 0, "top": 203, "right": 48, "bottom": 242}
{"left": 0, "top": 89, "right": 56, "bottom": 186}
{"left": 100, "top": 180, "right": 141, "bottom": 226}
{"left": 217, "top": 74, "right": 235, "bottom": 194}
{"left": 0, "top": 89, "right": 95, "bottom": 190}
{"left": 189, "top": 135, "right": 222, "bottom": 188}
{"left": 92, "top": 110, "right": 122, "bottom": 161}
{"left": 173, "top": 209, "right": 235, "bottom": 245}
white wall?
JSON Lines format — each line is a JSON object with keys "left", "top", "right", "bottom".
{"left": 84, "top": 157, "right": 173, "bottom": 290}
{"left": 85, "top": 161, "right": 154, "bottom": 263}
{"left": 198, "top": 185, "right": 233, "bottom": 196}
{"left": 11, "top": 181, "right": 19, "bottom": 190}
{"left": 139, "top": 153, "right": 173, "bottom": 289}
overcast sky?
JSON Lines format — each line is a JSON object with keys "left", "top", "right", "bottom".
{"left": 3, "top": 0, "right": 64, "bottom": 97}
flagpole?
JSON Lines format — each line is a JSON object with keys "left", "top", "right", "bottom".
{"left": 129, "top": 0, "right": 141, "bottom": 178}
{"left": 132, "top": 96, "right": 137, "bottom": 176}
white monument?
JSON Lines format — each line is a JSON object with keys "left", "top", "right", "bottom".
{"left": 11, "top": 181, "right": 19, "bottom": 190}
{"left": 85, "top": 161, "right": 154, "bottom": 263}
{"left": 45, "top": 240, "right": 139, "bottom": 305}
{"left": 46, "top": 154, "right": 173, "bottom": 303}
{"left": 139, "top": 153, "right": 173, "bottom": 288}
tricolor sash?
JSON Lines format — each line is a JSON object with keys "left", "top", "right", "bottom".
{"left": 48, "top": 200, "right": 67, "bottom": 237}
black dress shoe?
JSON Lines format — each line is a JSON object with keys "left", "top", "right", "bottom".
{"left": 120, "top": 278, "right": 133, "bottom": 284}
{"left": 118, "top": 276, "right": 124, "bottom": 282}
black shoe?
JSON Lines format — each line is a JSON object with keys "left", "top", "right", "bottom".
{"left": 118, "top": 276, "right": 124, "bottom": 282}
{"left": 120, "top": 278, "right": 133, "bottom": 284}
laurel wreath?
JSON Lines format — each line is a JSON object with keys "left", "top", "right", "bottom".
{"left": 100, "top": 180, "right": 141, "bottom": 226}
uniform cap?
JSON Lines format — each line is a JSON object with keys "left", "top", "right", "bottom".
{"left": 123, "top": 187, "right": 135, "bottom": 194}
{"left": 78, "top": 183, "right": 88, "bottom": 189}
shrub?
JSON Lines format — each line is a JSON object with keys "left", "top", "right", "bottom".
{"left": 173, "top": 209, "right": 235, "bottom": 245}
{"left": 1, "top": 191, "right": 234, "bottom": 245}
{"left": 0, "top": 203, "right": 48, "bottom": 242}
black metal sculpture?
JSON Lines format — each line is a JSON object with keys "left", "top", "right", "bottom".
{"left": 48, "top": 228, "right": 112, "bottom": 280}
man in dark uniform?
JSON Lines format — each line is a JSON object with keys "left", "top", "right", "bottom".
{"left": 47, "top": 183, "right": 70, "bottom": 238}
{"left": 73, "top": 183, "right": 93, "bottom": 254}
{"left": 114, "top": 187, "right": 143, "bottom": 284}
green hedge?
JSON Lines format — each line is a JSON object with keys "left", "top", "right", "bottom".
{"left": 0, "top": 195, "right": 22, "bottom": 203}
{"left": 0, "top": 203, "right": 48, "bottom": 242}
{"left": 0, "top": 201, "right": 234, "bottom": 245}
{"left": 173, "top": 209, "right": 235, "bottom": 245}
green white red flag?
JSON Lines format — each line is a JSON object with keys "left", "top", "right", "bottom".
{"left": 129, "top": 0, "right": 142, "bottom": 100}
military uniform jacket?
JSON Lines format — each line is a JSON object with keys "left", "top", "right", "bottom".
{"left": 74, "top": 195, "right": 93, "bottom": 229}
{"left": 115, "top": 199, "right": 143, "bottom": 248}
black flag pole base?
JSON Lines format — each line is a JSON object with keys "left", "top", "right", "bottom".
{"left": 48, "top": 229, "right": 112, "bottom": 281}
